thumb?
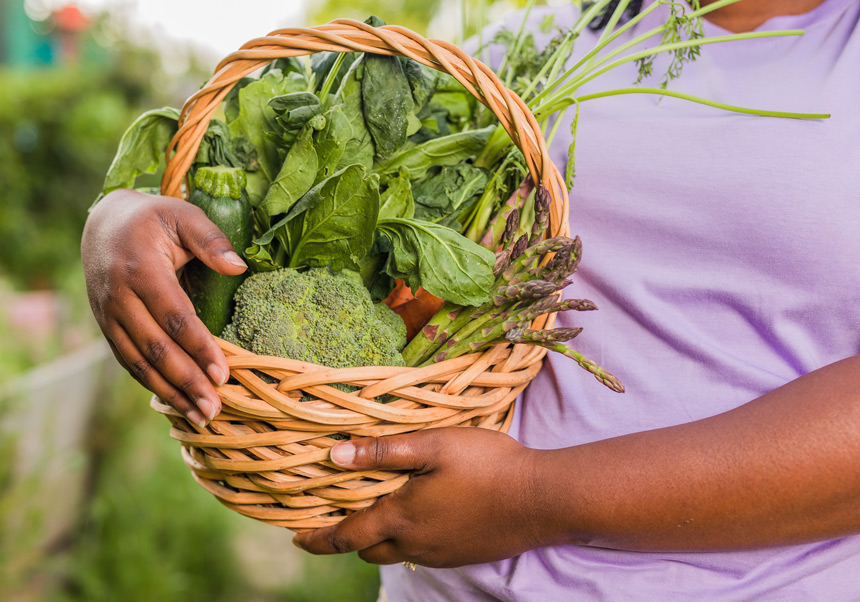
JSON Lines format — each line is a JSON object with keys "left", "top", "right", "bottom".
{"left": 330, "top": 433, "right": 437, "bottom": 471}
{"left": 174, "top": 205, "right": 248, "bottom": 276}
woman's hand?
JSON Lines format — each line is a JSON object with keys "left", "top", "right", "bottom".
{"left": 292, "top": 427, "right": 552, "bottom": 568}
{"left": 81, "top": 189, "right": 247, "bottom": 427}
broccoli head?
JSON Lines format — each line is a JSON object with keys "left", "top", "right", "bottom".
{"left": 222, "top": 267, "right": 407, "bottom": 368}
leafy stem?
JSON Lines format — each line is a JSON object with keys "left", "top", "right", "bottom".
{"left": 545, "top": 87, "right": 831, "bottom": 120}
{"left": 535, "top": 29, "right": 810, "bottom": 118}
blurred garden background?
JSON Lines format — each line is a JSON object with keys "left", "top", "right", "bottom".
{"left": 0, "top": 0, "right": 551, "bottom": 599}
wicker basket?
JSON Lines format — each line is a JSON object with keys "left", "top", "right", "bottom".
{"left": 151, "top": 19, "right": 571, "bottom": 531}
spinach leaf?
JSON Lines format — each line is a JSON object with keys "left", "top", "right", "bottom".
{"left": 311, "top": 51, "right": 358, "bottom": 96}
{"left": 333, "top": 59, "right": 375, "bottom": 169}
{"left": 412, "top": 164, "right": 489, "bottom": 223}
{"left": 376, "top": 217, "right": 495, "bottom": 306}
{"left": 400, "top": 58, "right": 436, "bottom": 113}
{"left": 312, "top": 106, "right": 352, "bottom": 184}
{"left": 259, "top": 116, "right": 323, "bottom": 217}
{"left": 374, "top": 126, "right": 494, "bottom": 181}
{"left": 244, "top": 242, "right": 280, "bottom": 272}
{"left": 429, "top": 91, "right": 474, "bottom": 132}
{"left": 227, "top": 69, "right": 306, "bottom": 205}
{"left": 289, "top": 164, "right": 380, "bottom": 271}
{"left": 379, "top": 167, "right": 415, "bottom": 220}
{"left": 102, "top": 107, "right": 179, "bottom": 194}
{"left": 359, "top": 236, "right": 395, "bottom": 302}
{"left": 269, "top": 91, "right": 323, "bottom": 150}
{"left": 262, "top": 57, "right": 306, "bottom": 79}
{"left": 224, "top": 77, "right": 255, "bottom": 123}
{"left": 362, "top": 54, "right": 414, "bottom": 159}
{"left": 195, "top": 119, "right": 258, "bottom": 173}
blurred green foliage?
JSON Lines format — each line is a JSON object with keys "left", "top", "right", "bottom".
{"left": 0, "top": 10, "right": 188, "bottom": 290}
{"left": 59, "top": 378, "right": 244, "bottom": 602}
{"left": 0, "top": 64, "right": 167, "bottom": 289}
{"left": 310, "top": 0, "right": 443, "bottom": 33}
{"left": 310, "top": 0, "right": 539, "bottom": 37}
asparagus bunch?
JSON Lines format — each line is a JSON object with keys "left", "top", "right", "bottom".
{"left": 401, "top": 183, "right": 624, "bottom": 393}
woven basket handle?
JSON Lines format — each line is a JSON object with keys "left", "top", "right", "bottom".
{"left": 161, "top": 19, "right": 570, "bottom": 239}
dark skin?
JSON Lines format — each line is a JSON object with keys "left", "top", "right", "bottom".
{"left": 82, "top": 0, "right": 854, "bottom": 572}
{"left": 82, "top": 189, "right": 246, "bottom": 428}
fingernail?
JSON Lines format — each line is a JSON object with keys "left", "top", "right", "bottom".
{"left": 330, "top": 442, "right": 356, "bottom": 467}
{"left": 197, "top": 398, "right": 219, "bottom": 422}
{"left": 224, "top": 251, "right": 247, "bottom": 269}
{"left": 187, "top": 409, "right": 207, "bottom": 429}
{"left": 208, "top": 364, "right": 227, "bottom": 386}
{"left": 292, "top": 536, "right": 307, "bottom": 551}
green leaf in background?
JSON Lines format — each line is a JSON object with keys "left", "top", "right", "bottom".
{"left": 101, "top": 107, "right": 179, "bottom": 195}
{"left": 361, "top": 54, "right": 414, "bottom": 159}
{"left": 377, "top": 217, "right": 495, "bottom": 306}
{"left": 379, "top": 167, "right": 415, "bottom": 220}
{"left": 333, "top": 59, "right": 376, "bottom": 170}
{"left": 412, "top": 164, "right": 489, "bottom": 223}
{"left": 227, "top": 69, "right": 306, "bottom": 206}
{"left": 259, "top": 118, "right": 322, "bottom": 217}
{"left": 289, "top": 164, "right": 381, "bottom": 271}
{"left": 374, "top": 125, "right": 494, "bottom": 181}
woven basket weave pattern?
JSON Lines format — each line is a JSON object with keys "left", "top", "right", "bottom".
{"left": 153, "top": 20, "right": 570, "bottom": 531}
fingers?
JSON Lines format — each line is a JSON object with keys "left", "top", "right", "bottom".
{"left": 293, "top": 504, "right": 392, "bottom": 556}
{"left": 109, "top": 324, "right": 209, "bottom": 427}
{"left": 329, "top": 431, "right": 441, "bottom": 472}
{"left": 357, "top": 541, "right": 403, "bottom": 565}
{"left": 173, "top": 204, "right": 248, "bottom": 276}
{"left": 110, "top": 295, "right": 222, "bottom": 426}
{"left": 129, "top": 263, "right": 230, "bottom": 386}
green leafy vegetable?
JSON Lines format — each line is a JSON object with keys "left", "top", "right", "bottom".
{"left": 195, "top": 119, "right": 258, "bottom": 174}
{"left": 379, "top": 167, "right": 415, "bottom": 220}
{"left": 374, "top": 126, "right": 494, "bottom": 181}
{"left": 227, "top": 69, "right": 306, "bottom": 205}
{"left": 362, "top": 54, "right": 415, "bottom": 158}
{"left": 376, "top": 217, "right": 495, "bottom": 306}
{"left": 312, "top": 106, "right": 353, "bottom": 183}
{"left": 311, "top": 51, "right": 358, "bottom": 97}
{"left": 289, "top": 164, "right": 381, "bottom": 271}
{"left": 269, "top": 91, "right": 323, "bottom": 150}
{"left": 102, "top": 107, "right": 179, "bottom": 195}
{"left": 401, "top": 58, "right": 436, "bottom": 114}
{"left": 259, "top": 117, "right": 322, "bottom": 217}
{"left": 332, "top": 58, "right": 375, "bottom": 169}
{"left": 412, "top": 164, "right": 489, "bottom": 223}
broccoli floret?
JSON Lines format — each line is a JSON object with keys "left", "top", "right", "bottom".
{"left": 222, "top": 267, "right": 406, "bottom": 368}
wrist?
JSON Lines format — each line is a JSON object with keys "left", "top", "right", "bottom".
{"left": 516, "top": 446, "right": 583, "bottom": 550}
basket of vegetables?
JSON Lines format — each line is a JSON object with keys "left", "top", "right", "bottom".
{"left": 106, "top": 15, "right": 624, "bottom": 531}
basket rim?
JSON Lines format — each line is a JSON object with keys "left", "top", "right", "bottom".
{"left": 160, "top": 18, "right": 570, "bottom": 242}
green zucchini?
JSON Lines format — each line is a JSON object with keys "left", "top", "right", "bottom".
{"left": 184, "top": 166, "right": 253, "bottom": 336}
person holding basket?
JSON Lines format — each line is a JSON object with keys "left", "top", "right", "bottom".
{"left": 82, "top": 0, "right": 860, "bottom": 599}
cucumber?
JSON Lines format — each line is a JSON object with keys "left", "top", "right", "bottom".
{"left": 184, "top": 166, "right": 253, "bottom": 336}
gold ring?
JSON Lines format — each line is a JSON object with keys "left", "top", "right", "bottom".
{"left": 403, "top": 561, "right": 417, "bottom": 571}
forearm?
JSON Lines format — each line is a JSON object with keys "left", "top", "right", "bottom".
{"left": 532, "top": 354, "right": 860, "bottom": 551}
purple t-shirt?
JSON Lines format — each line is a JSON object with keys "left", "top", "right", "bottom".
{"left": 382, "top": 0, "right": 860, "bottom": 599}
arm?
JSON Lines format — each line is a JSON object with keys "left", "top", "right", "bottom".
{"left": 82, "top": 189, "right": 247, "bottom": 427}
{"left": 294, "top": 354, "right": 860, "bottom": 567}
